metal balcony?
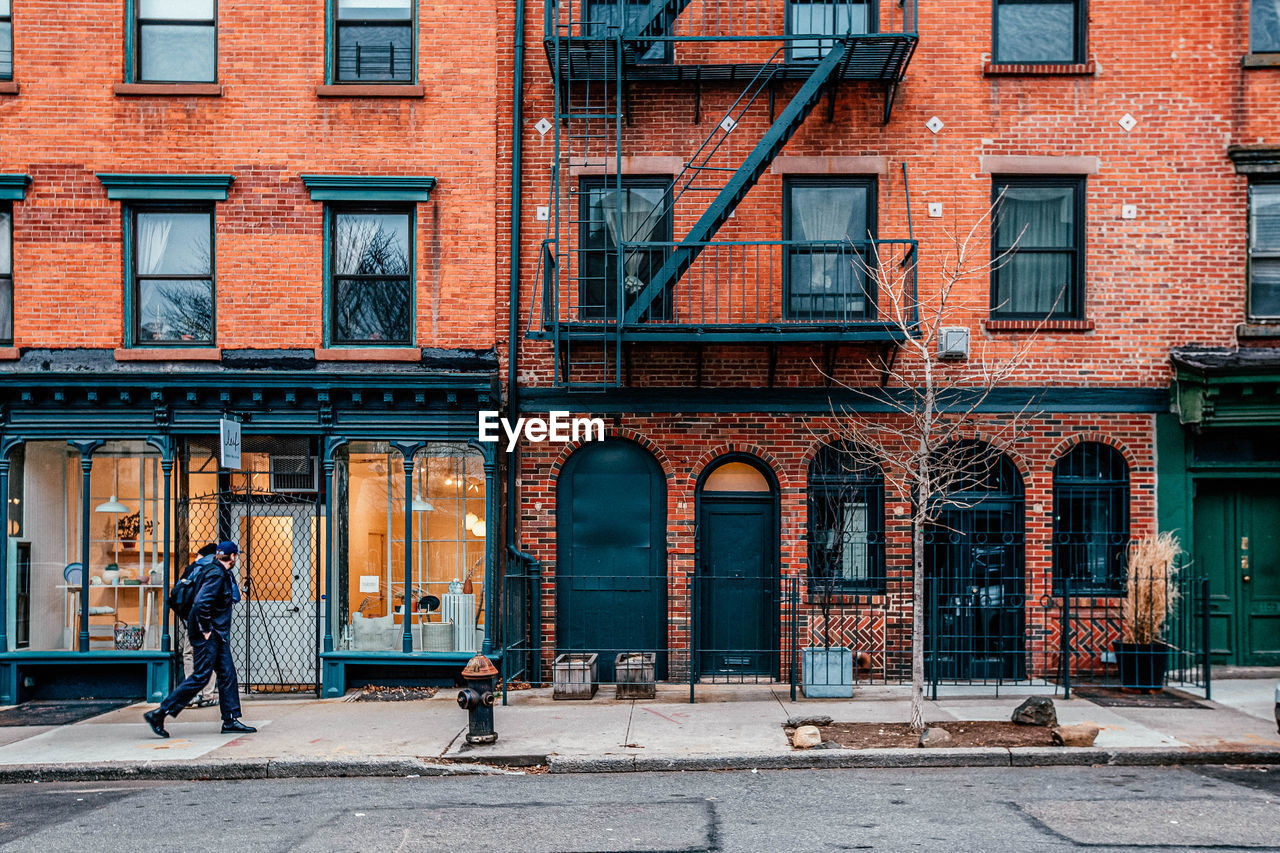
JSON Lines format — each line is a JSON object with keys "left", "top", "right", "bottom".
{"left": 545, "top": 0, "right": 918, "bottom": 85}
{"left": 533, "top": 237, "right": 918, "bottom": 344}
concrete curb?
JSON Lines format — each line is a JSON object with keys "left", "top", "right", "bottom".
{"left": 0, "top": 756, "right": 519, "bottom": 784}
{"left": 1, "top": 747, "right": 1278, "bottom": 782}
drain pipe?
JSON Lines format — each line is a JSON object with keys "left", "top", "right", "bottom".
{"left": 505, "top": 0, "right": 526, "bottom": 584}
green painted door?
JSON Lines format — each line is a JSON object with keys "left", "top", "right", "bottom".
{"left": 697, "top": 496, "right": 777, "bottom": 677}
{"left": 556, "top": 441, "right": 667, "bottom": 681}
{"left": 1195, "top": 482, "right": 1280, "bottom": 665}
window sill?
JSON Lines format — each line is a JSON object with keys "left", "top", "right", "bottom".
{"left": 315, "top": 84, "right": 425, "bottom": 99}
{"left": 803, "top": 592, "right": 886, "bottom": 606}
{"left": 1237, "top": 322, "right": 1280, "bottom": 339}
{"left": 315, "top": 348, "right": 421, "bottom": 362}
{"left": 113, "top": 83, "right": 223, "bottom": 97}
{"left": 0, "top": 81, "right": 18, "bottom": 95}
{"left": 1243, "top": 54, "right": 1280, "bottom": 68}
{"left": 984, "top": 61, "right": 1096, "bottom": 77}
{"left": 114, "top": 347, "right": 221, "bottom": 361}
{"left": 0, "top": 347, "right": 18, "bottom": 360}
{"left": 984, "top": 319, "right": 1094, "bottom": 333}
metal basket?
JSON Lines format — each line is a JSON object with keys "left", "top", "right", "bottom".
{"left": 114, "top": 622, "right": 144, "bottom": 651}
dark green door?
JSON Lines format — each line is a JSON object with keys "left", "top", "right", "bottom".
{"left": 697, "top": 496, "right": 777, "bottom": 676}
{"left": 1195, "top": 482, "right": 1280, "bottom": 666}
{"left": 557, "top": 440, "right": 667, "bottom": 681}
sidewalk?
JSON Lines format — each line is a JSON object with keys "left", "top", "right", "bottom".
{"left": 0, "top": 679, "right": 1275, "bottom": 781}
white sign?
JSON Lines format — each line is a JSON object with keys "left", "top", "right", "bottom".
{"left": 359, "top": 575, "right": 380, "bottom": 594}
{"left": 219, "top": 418, "right": 242, "bottom": 470}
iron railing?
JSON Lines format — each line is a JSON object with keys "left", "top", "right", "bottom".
{"left": 535, "top": 238, "right": 918, "bottom": 338}
{"left": 499, "top": 546, "right": 542, "bottom": 704}
{"left": 547, "top": 0, "right": 919, "bottom": 45}
{"left": 502, "top": 560, "right": 1211, "bottom": 701}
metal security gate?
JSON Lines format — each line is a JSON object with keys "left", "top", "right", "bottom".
{"left": 185, "top": 489, "right": 321, "bottom": 693}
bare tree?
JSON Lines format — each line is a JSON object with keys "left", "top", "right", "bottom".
{"left": 815, "top": 197, "right": 1061, "bottom": 731}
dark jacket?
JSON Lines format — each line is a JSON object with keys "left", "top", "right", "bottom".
{"left": 188, "top": 559, "right": 236, "bottom": 640}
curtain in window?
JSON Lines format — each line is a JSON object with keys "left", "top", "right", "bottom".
{"left": 996, "top": 186, "right": 1073, "bottom": 314}
{"left": 136, "top": 215, "right": 173, "bottom": 276}
{"left": 1254, "top": 0, "right": 1280, "bottom": 52}
{"left": 0, "top": 210, "right": 10, "bottom": 275}
{"left": 838, "top": 499, "right": 869, "bottom": 583}
{"left": 599, "top": 189, "right": 660, "bottom": 294}
{"left": 790, "top": 185, "right": 867, "bottom": 316}
{"left": 995, "top": 1, "right": 1075, "bottom": 63}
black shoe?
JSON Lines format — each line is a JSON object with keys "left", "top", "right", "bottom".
{"left": 221, "top": 719, "right": 257, "bottom": 734}
{"left": 144, "top": 709, "right": 169, "bottom": 738}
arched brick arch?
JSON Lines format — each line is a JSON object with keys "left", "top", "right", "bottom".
{"left": 689, "top": 443, "right": 790, "bottom": 492}
{"left": 1048, "top": 433, "right": 1140, "bottom": 470}
{"left": 548, "top": 427, "right": 676, "bottom": 483}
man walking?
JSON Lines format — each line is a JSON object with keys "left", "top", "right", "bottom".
{"left": 180, "top": 542, "right": 219, "bottom": 709}
{"left": 145, "top": 540, "right": 257, "bottom": 737}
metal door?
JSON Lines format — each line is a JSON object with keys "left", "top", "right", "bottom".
{"left": 926, "top": 504, "right": 1026, "bottom": 681}
{"left": 556, "top": 440, "right": 667, "bottom": 681}
{"left": 697, "top": 496, "right": 776, "bottom": 677}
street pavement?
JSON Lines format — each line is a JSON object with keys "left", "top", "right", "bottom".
{"left": 0, "top": 679, "right": 1274, "bottom": 780}
{"left": 2, "top": 765, "right": 1280, "bottom": 852}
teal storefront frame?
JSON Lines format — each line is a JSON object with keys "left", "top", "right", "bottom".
{"left": 0, "top": 348, "right": 499, "bottom": 704}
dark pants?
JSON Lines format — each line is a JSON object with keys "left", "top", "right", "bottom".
{"left": 159, "top": 631, "right": 242, "bottom": 722}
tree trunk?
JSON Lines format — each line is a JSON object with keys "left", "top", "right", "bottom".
{"left": 910, "top": 516, "right": 926, "bottom": 731}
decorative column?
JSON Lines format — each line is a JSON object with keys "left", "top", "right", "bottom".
{"left": 0, "top": 439, "right": 20, "bottom": 655}
{"left": 146, "top": 436, "right": 174, "bottom": 654}
{"left": 68, "top": 440, "right": 104, "bottom": 653}
{"left": 390, "top": 441, "right": 425, "bottom": 654}
{"left": 321, "top": 437, "right": 348, "bottom": 654}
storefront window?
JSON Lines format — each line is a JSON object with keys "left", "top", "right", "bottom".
{"left": 335, "top": 442, "right": 486, "bottom": 653}
{"left": 16, "top": 441, "right": 172, "bottom": 652}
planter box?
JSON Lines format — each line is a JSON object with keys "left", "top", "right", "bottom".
{"left": 615, "top": 652, "right": 656, "bottom": 699}
{"left": 1114, "top": 641, "right": 1169, "bottom": 691}
{"left": 802, "top": 647, "right": 854, "bottom": 698}
{"left": 553, "top": 653, "right": 598, "bottom": 700}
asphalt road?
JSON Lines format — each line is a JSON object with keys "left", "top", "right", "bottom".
{"left": 0, "top": 765, "right": 1277, "bottom": 852}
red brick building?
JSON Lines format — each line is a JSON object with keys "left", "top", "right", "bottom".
{"left": 0, "top": 0, "right": 507, "bottom": 702}
{"left": 505, "top": 0, "right": 1280, "bottom": 691}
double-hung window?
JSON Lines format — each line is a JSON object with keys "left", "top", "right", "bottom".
{"left": 991, "top": 177, "right": 1084, "bottom": 319}
{"left": 1254, "top": 0, "right": 1280, "bottom": 54}
{"left": 579, "top": 177, "right": 671, "bottom": 322}
{"left": 130, "top": 207, "right": 214, "bottom": 344}
{"left": 334, "top": 0, "right": 414, "bottom": 83}
{"left": 993, "top": 0, "right": 1085, "bottom": 65}
{"left": 134, "top": 0, "right": 216, "bottom": 83}
{"left": 784, "top": 177, "right": 876, "bottom": 321}
{"left": 1053, "top": 443, "right": 1128, "bottom": 595}
{"left": 329, "top": 207, "right": 414, "bottom": 345}
{"left": 1250, "top": 183, "right": 1280, "bottom": 320}
{"left": 0, "top": 205, "right": 11, "bottom": 345}
{"left": 808, "top": 442, "right": 884, "bottom": 593}
{"left": 0, "top": 0, "right": 12, "bottom": 80}
{"left": 788, "top": 0, "right": 874, "bottom": 61}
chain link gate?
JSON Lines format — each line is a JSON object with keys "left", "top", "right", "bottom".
{"left": 183, "top": 489, "right": 322, "bottom": 694}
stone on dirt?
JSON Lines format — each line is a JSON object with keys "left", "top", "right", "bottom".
{"left": 792, "top": 726, "right": 823, "bottom": 749}
{"left": 1052, "top": 724, "right": 1100, "bottom": 747}
{"left": 918, "top": 727, "right": 953, "bottom": 748}
{"left": 1011, "top": 696, "right": 1058, "bottom": 728}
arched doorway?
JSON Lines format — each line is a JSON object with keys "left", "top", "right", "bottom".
{"left": 556, "top": 440, "right": 667, "bottom": 680}
{"left": 924, "top": 443, "right": 1026, "bottom": 681}
{"left": 696, "top": 455, "right": 779, "bottom": 678}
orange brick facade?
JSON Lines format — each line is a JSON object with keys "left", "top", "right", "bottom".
{"left": 507, "top": 1, "right": 1280, "bottom": 681}
{"left": 2, "top": 0, "right": 504, "bottom": 353}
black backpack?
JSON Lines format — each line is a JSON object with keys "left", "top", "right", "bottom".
{"left": 169, "top": 559, "right": 211, "bottom": 621}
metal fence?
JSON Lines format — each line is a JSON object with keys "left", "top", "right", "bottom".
{"left": 501, "top": 559, "right": 1211, "bottom": 702}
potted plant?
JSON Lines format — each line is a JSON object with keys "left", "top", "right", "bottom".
{"left": 1115, "top": 532, "right": 1182, "bottom": 692}
{"left": 115, "top": 513, "right": 153, "bottom": 550}
{"left": 802, "top": 555, "right": 854, "bottom": 698}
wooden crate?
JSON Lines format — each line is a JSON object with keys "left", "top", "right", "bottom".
{"left": 614, "top": 652, "right": 656, "bottom": 699}
{"left": 553, "top": 653, "right": 598, "bottom": 700}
